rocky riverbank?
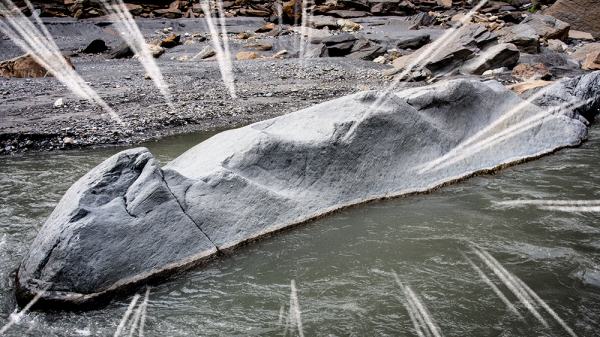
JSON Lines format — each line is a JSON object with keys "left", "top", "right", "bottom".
{"left": 0, "top": 0, "right": 598, "bottom": 156}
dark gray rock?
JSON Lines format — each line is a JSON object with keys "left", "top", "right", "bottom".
{"left": 326, "top": 41, "right": 357, "bottom": 56}
{"left": 105, "top": 42, "right": 133, "bottom": 59}
{"left": 17, "top": 148, "right": 216, "bottom": 308}
{"left": 347, "top": 45, "right": 386, "bottom": 60}
{"left": 396, "top": 34, "right": 431, "bottom": 49}
{"left": 391, "top": 24, "right": 497, "bottom": 75}
{"left": 521, "top": 14, "right": 570, "bottom": 41}
{"left": 327, "top": 10, "right": 369, "bottom": 18}
{"left": 459, "top": 43, "right": 520, "bottom": 75}
{"left": 321, "top": 33, "right": 358, "bottom": 46}
{"left": 495, "top": 24, "right": 540, "bottom": 54}
{"left": 350, "top": 39, "right": 371, "bottom": 53}
{"left": 17, "top": 79, "right": 589, "bottom": 308}
{"left": 82, "top": 39, "right": 107, "bottom": 54}
{"left": 304, "top": 43, "right": 329, "bottom": 58}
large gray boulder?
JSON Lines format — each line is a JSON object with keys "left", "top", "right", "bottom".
{"left": 16, "top": 78, "right": 589, "bottom": 309}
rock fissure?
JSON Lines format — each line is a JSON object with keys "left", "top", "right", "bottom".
{"left": 161, "top": 171, "right": 219, "bottom": 250}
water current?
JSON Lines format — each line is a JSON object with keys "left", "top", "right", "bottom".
{"left": 1, "top": 125, "right": 599, "bottom": 336}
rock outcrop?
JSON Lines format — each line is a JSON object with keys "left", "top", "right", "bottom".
{"left": 390, "top": 24, "right": 519, "bottom": 77}
{"left": 17, "top": 77, "right": 592, "bottom": 309}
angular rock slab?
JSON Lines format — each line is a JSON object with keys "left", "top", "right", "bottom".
{"left": 16, "top": 149, "right": 217, "bottom": 308}
{"left": 17, "top": 79, "right": 589, "bottom": 308}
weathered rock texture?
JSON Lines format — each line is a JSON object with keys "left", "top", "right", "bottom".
{"left": 17, "top": 77, "right": 593, "bottom": 309}
{"left": 390, "top": 24, "right": 519, "bottom": 77}
{"left": 528, "top": 71, "right": 600, "bottom": 122}
{"left": 0, "top": 54, "right": 74, "bottom": 78}
{"left": 545, "top": 0, "right": 600, "bottom": 39}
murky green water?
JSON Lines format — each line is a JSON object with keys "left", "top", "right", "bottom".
{"left": 1, "top": 126, "right": 599, "bottom": 336}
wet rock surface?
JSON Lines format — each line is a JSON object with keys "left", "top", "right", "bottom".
{"left": 16, "top": 77, "right": 592, "bottom": 308}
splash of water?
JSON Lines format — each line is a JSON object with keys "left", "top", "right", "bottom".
{"left": 282, "top": 280, "right": 304, "bottom": 337}
{"left": 0, "top": 285, "right": 50, "bottom": 334}
{"left": 497, "top": 199, "right": 600, "bottom": 212}
{"left": 0, "top": 1, "right": 122, "bottom": 123}
{"left": 471, "top": 247, "right": 549, "bottom": 327}
{"left": 137, "top": 287, "right": 151, "bottom": 337}
{"left": 298, "top": 0, "right": 308, "bottom": 64}
{"left": 99, "top": 0, "right": 174, "bottom": 110}
{"left": 474, "top": 247, "right": 578, "bottom": 336}
{"left": 200, "top": 0, "right": 237, "bottom": 99}
{"left": 462, "top": 254, "right": 524, "bottom": 319}
{"left": 393, "top": 271, "right": 442, "bottom": 337}
{"left": 215, "top": 0, "right": 232, "bottom": 59}
{"left": 114, "top": 293, "right": 141, "bottom": 337}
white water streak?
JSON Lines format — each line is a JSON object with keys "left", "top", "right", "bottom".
{"left": 418, "top": 95, "right": 599, "bottom": 175}
{"left": 114, "top": 293, "right": 140, "bottom": 337}
{"left": 0, "top": 1, "right": 121, "bottom": 123}
{"left": 497, "top": 199, "right": 600, "bottom": 212}
{"left": 0, "top": 285, "right": 49, "bottom": 334}
{"left": 539, "top": 206, "right": 600, "bottom": 212}
{"left": 463, "top": 255, "right": 523, "bottom": 319}
{"left": 514, "top": 278, "right": 578, "bottom": 337}
{"left": 137, "top": 287, "right": 150, "bottom": 337}
{"left": 99, "top": 0, "right": 173, "bottom": 110}
{"left": 471, "top": 248, "right": 548, "bottom": 327}
{"left": 136, "top": 288, "right": 150, "bottom": 337}
{"left": 278, "top": 303, "right": 285, "bottom": 325}
{"left": 215, "top": 0, "right": 231, "bottom": 59}
{"left": 393, "top": 271, "right": 440, "bottom": 337}
{"left": 127, "top": 296, "right": 144, "bottom": 337}
{"left": 498, "top": 199, "right": 600, "bottom": 206}
{"left": 299, "top": 0, "right": 307, "bottom": 64}
{"left": 201, "top": 1, "right": 237, "bottom": 98}
{"left": 290, "top": 280, "right": 305, "bottom": 337}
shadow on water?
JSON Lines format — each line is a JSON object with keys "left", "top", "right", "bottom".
{"left": 1, "top": 126, "right": 600, "bottom": 336}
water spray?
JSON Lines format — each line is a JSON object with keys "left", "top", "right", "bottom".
{"left": 201, "top": 0, "right": 237, "bottom": 99}
{"left": 100, "top": 0, "right": 174, "bottom": 111}
{"left": 114, "top": 293, "right": 141, "bottom": 337}
{"left": 0, "top": 285, "right": 50, "bottom": 334}
{"left": 0, "top": 1, "right": 122, "bottom": 123}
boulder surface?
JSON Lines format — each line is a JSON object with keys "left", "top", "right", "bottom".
{"left": 17, "top": 78, "right": 591, "bottom": 309}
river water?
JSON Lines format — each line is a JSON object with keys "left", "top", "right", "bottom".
{"left": 1, "top": 125, "right": 599, "bottom": 336}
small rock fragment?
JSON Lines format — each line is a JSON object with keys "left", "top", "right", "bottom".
{"left": 243, "top": 43, "right": 272, "bottom": 51}
{"left": 53, "top": 98, "right": 64, "bottom": 108}
{"left": 255, "top": 23, "right": 275, "bottom": 33}
{"left": 582, "top": 51, "right": 600, "bottom": 70}
{"left": 236, "top": 51, "right": 259, "bottom": 60}
{"left": 511, "top": 63, "right": 553, "bottom": 81}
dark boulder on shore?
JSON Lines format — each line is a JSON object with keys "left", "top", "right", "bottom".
{"left": 16, "top": 76, "right": 593, "bottom": 309}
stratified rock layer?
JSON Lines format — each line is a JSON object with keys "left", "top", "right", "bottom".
{"left": 17, "top": 78, "right": 591, "bottom": 309}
